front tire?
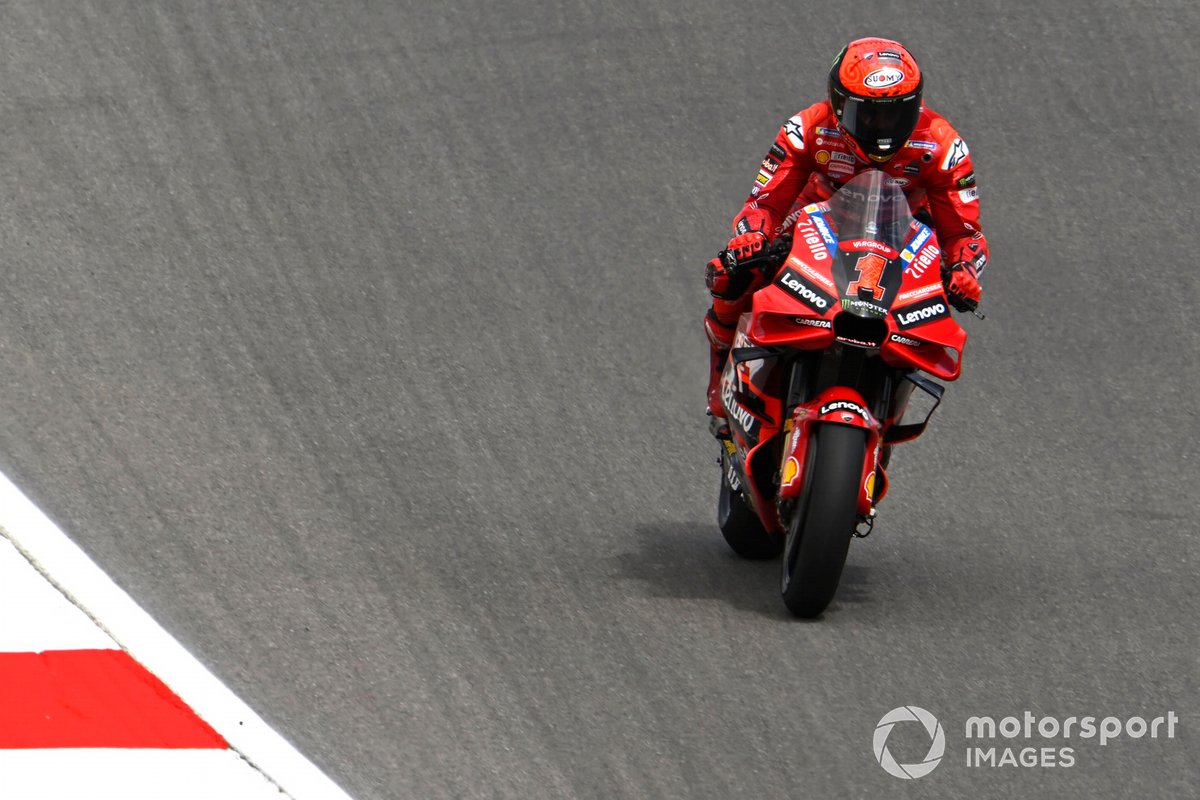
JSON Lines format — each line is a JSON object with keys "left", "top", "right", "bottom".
{"left": 718, "top": 454, "right": 784, "bottom": 559}
{"left": 780, "top": 424, "right": 866, "bottom": 617}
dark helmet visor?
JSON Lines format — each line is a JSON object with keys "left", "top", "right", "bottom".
{"left": 837, "top": 93, "right": 922, "bottom": 158}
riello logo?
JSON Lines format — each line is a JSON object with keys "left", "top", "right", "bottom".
{"left": 874, "top": 706, "right": 945, "bottom": 779}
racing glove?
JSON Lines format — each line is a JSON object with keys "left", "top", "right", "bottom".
{"left": 705, "top": 231, "right": 768, "bottom": 300}
{"left": 941, "top": 261, "right": 982, "bottom": 313}
{"left": 725, "top": 231, "right": 767, "bottom": 262}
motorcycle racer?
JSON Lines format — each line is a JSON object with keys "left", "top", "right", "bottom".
{"left": 705, "top": 38, "right": 989, "bottom": 427}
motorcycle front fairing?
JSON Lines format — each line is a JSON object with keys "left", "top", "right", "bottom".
{"left": 720, "top": 323, "right": 786, "bottom": 530}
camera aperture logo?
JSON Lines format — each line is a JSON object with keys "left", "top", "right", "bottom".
{"left": 873, "top": 706, "right": 1180, "bottom": 778}
{"left": 873, "top": 706, "right": 945, "bottom": 779}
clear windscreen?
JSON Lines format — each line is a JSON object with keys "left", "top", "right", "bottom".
{"left": 825, "top": 170, "right": 917, "bottom": 252}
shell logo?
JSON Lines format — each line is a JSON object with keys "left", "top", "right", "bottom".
{"left": 782, "top": 456, "right": 800, "bottom": 487}
{"left": 815, "top": 150, "right": 831, "bottom": 164}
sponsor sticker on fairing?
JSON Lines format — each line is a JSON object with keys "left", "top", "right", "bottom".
{"left": 903, "top": 243, "right": 940, "bottom": 280}
{"left": 807, "top": 210, "right": 838, "bottom": 251}
{"left": 819, "top": 400, "right": 869, "bottom": 419}
{"left": 899, "top": 225, "right": 932, "bottom": 264}
{"left": 792, "top": 219, "right": 832, "bottom": 263}
{"left": 889, "top": 332, "right": 922, "bottom": 347}
{"left": 893, "top": 295, "right": 949, "bottom": 329}
{"left": 798, "top": 260, "right": 836, "bottom": 289}
{"left": 841, "top": 298, "right": 888, "bottom": 317}
{"left": 776, "top": 267, "right": 835, "bottom": 313}
{"left": 896, "top": 283, "right": 944, "bottom": 303}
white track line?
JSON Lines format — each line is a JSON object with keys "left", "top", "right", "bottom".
{"left": 0, "top": 470, "right": 354, "bottom": 800}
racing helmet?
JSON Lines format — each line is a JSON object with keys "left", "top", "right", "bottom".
{"left": 828, "top": 38, "right": 923, "bottom": 163}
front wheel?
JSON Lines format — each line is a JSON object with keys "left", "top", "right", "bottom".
{"left": 718, "top": 453, "right": 784, "bottom": 559}
{"left": 780, "top": 424, "right": 867, "bottom": 617}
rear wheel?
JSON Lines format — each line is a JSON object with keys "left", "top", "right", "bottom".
{"left": 780, "top": 424, "right": 866, "bottom": 617}
{"left": 718, "top": 453, "right": 783, "bottom": 559}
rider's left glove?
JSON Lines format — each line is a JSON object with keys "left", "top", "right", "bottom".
{"left": 941, "top": 261, "right": 982, "bottom": 313}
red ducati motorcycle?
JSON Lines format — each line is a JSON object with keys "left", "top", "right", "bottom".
{"left": 715, "top": 169, "right": 969, "bottom": 617}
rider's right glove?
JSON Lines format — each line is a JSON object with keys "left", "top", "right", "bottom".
{"left": 941, "top": 261, "right": 982, "bottom": 313}
{"left": 705, "top": 231, "right": 769, "bottom": 300}
{"left": 725, "top": 231, "right": 767, "bottom": 262}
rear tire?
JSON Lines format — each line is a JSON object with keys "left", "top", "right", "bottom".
{"left": 718, "top": 455, "right": 784, "bottom": 559}
{"left": 780, "top": 424, "right": 866, "bottom": 617}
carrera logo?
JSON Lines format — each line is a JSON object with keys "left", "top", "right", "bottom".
{"left": 864, "top": 67, "right": 905, "bottom": 88}
{"left": 820, "top": 400, "right": 869, "bottom": 419}
{"left": 889, "top": 332, "right": 922, "bottom": 347}
{"left": 794, "top": 317, "right": 833, "bottom": 328}
{"left": 777, "top": 268, "right": 835, "bottom": 312}
{"left": 894, "top": 296, "right": 949, "bottom": 329}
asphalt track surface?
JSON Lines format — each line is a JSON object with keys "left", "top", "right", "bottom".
{"left": 0, "top": 2, "right": 1196, "bottom": 798}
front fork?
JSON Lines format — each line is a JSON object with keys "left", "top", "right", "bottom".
{"left": 775, "top": 351, "right": 888, "bottom": 523}
{"left": 777, "top": 385, "right": 884, "bottom": 517}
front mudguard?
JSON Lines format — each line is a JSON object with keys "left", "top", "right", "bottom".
{"left": 777, "top": 386, "right": 884, "bottom": 517}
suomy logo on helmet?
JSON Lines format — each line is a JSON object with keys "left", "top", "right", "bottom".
{"left": 864, "top": 67, "right": 905, "bottom": 89}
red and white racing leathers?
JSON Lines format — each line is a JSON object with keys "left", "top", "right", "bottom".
{"left": 705, "top": 101, "right": 990, "bottom": 418}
